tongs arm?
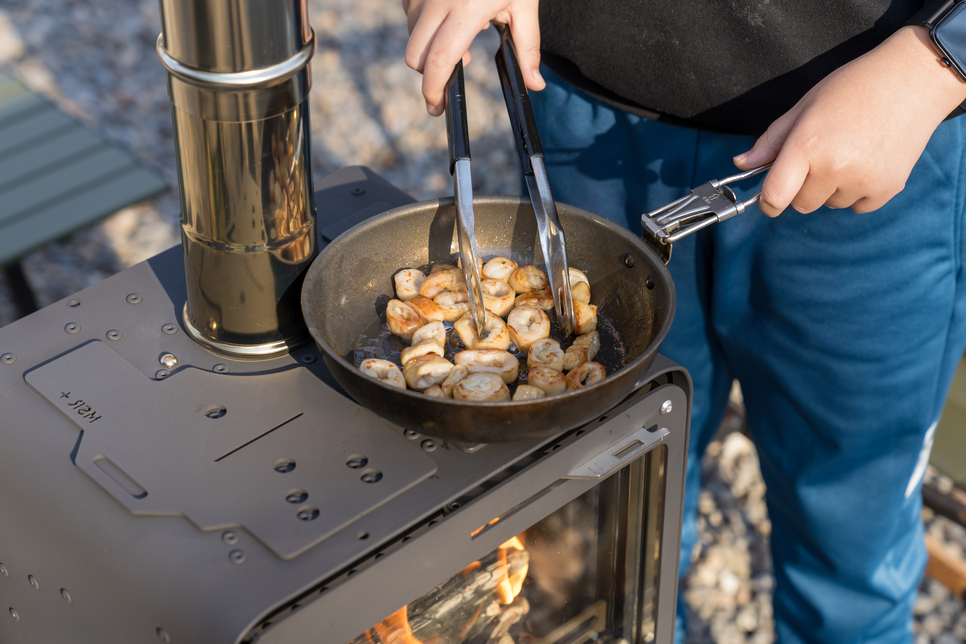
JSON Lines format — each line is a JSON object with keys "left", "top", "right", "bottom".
{"left": 641, "top": 164, "right": 771, "bottom": 263}
{"left": 494, "top": 23, "right": 577, "bottom": 336}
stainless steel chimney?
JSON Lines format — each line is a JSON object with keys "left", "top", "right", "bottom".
{"left": 157, "top": 0, "right": 317, "bottom": 359}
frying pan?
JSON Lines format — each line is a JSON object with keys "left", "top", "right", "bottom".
{"left": 300, "top": 194, "right": 675, "bottom": 443}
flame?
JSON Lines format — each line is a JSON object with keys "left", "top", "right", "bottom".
{"left": 495, "top": 535, "right": 528, "bottom": 604}
{"left": 371, "top": 606, "right": 424, "bottom": 644}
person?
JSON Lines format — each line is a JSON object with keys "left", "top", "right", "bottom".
{"left": 401, "top": 1, "right": 966, "bottom": 642}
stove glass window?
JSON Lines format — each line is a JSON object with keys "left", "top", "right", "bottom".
{"left": 349, "top": 446, "right": 667, "bottom": 644}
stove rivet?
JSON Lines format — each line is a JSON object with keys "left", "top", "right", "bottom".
{"left": 661, "top": 399, "right": 673, "bottom": 415}
{"left": 645, "top": 275, "right": 656, "bottom": 290}
{"left": 296, "top": 506, "right": 320, "bottom": 521}
{"left": 27, "top": 575, "right": 39, "bottom": 591}
{"left": 449, "top": 501, "right": 461, "bottom": 511}
{"left": 403, "top": 429, "right": 420, "bottom": 439}
{"left": 155, "top": 369, "right": 170, "bottom": 380}
{"left": 156, "top": 627, "right": 171, "bottom": 643}
{"left": 229, "top": 550, "right": 247, "bottom": 565}
{"left": 65, "top": 323, "right": 81, "bottom": 334}
{"left": 0, "top": 563, "right": 7, "bottom": 576}
{"left": 360, "top": 469, "right": 383, "bottom": 483}
{"left": 286, "top": 489, "right": 308, "bottom": 504}
{"left": 222, "top": 531, "right": 239, "bottom": 545}
{"left": 159, "top": 353, "right": 179, "bottom": 369}
{"left": 60, "top": 588, "right": 71, "bottom": 604}
{"left": 274, "top": 459, "right": 296, "bottom": 474}
{"left": 623, "top": 253, "right": 636, "bottom": 268}
{"left": 68, "top": 300, "right": 81, "bottom": 308}
{"left": 300, "top": 353, "right": 317, "bottom": 364}
{"left": 106, "top": 330, "right": 122, "bottom": 341}
{"left": 162, "top": 324, "right": 177, "bottom": 335}
{"left": 351, "top": 186, "right": 365, "bottom": 196}
{"left": 420, "top": 439, "right": 438, "bottom": 452}
{"left": 126, "top": 293, "right": 142, "bottom": 305}
{"left": 212, "top": 364, "right": 229, "bottom": 374}
{"left": 9, "top": 608, "right": 19, "bottom": 622}
{"left": 0, "top": 354, "right": 15, "bottom": 365}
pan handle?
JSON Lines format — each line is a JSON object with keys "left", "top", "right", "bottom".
{"left": 445, "top": 61, "right": 471, "bottom": 176}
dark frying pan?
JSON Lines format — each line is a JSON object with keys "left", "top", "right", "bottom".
{"left": 300, "top": 195, "right": 675, "bottom": 443}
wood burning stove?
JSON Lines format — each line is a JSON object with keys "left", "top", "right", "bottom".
{"left": 0, "top": 167, "right": 689, "bottom": 644}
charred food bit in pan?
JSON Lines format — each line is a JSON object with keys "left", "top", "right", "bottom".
{"left": 386, "top": 299, "right": 423, "bottom": 341}
{"left": 455, "top": 349, "right": 520, "bottom": 384}
{"left": 359, "top": 359, "right": 407, "bottom": 389}
{"left": 507, "top": 306, "right": 551, "bottom": 353}
{"left": 394, "top": 268, "right": 426, "bottom": 301}
{"left": 453, "top": 372, "right": 511, "bottom": 401}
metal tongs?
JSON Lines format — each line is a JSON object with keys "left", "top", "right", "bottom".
{"left": 641, "top": 164, "right": 772, "bottom": 264}
{"left": 442, "top": 28, "right": 577, "bottom": 338}
{"left": 494, "top": 24, "right": 576, "bottom": 337}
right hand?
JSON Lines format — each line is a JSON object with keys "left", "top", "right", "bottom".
{"left": 402, "top": 0, "right": 544, "bottom": 116}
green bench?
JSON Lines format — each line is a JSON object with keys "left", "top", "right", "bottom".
{"left": 0, "top": 70, "right": 168, "bottom": 316}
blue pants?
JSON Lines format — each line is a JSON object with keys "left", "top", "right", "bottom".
{"left": 530, "top": 67, "right": 966, "bottom": 644}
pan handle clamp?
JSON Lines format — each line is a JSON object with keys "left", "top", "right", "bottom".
{"left": 641, "top": 164, "right": 771, "bottom": 264}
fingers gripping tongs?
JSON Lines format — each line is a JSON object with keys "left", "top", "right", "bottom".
{"left": 641, "top": 164, "right": 771, "bottom": 264}
{"left": 494, "top": 24, "right": 576, "bottom": 336}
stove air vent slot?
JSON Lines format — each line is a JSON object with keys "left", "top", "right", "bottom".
{"left": 92, "top": 455, "right": 147, "bottom": 499}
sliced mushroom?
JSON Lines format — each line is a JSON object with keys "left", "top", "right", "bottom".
{"left": 527, "top": 366, "right": 567, "bottom": 396}
{"left": 566, "top": 361, "right": 606, "bottom": 389}
{"left": 482, "top": 279, "right": 515, "bottom": 317}
{"left": 412, "top": 321, "right": 447, "bottom": 346}
{"left": 359, "top": 359, "right": 407, "bottom": 390}
{"left": 400, "top": 340, "right": 445, "bottom": 366}
{"left": 402, "top": 355, "right": 455, "bottom": 391}
{"left": 509, "top": 264, "right": 550, "bottom": 294}
{"left": 420, "top": 269, "right": 468, "bottom": 299}
{"left": 512, "top": 384, "right": 547, "bottom": 401}
{"left": 454, "top": 312, "right": 511, "bottom": 351}
{"left": 483, "top": 257, "right": 518, "bottom": 282}
{"left": 434, "top": 290, "right": 471, "bottom": 322}
{"left": 514, "top": 288, "right": 554, "bottom": 311}
{"left": 528, "top": 338, "right": 565, "bottom": 371}
{"left": 507, "top": 306, "right": 550, "bottom": 353}
{"left": 423, "top": 384, "right": 446, "bottom": 398}
{"left": 572, "top": 281, "right": 591, "bottom": 304}
{"left": 563, "top": 330, "right": 601, "bottom": 371}
{"left": 386, "top": 299, "right": 422, "bottom": 341}
{"left": 440, "top": 364, "right": 468, "bottom": 397}
{"left": 393, "top": 268, "right": 426, "bottom": 301}
{"left": 455, "top": 349, "right": 520, "bottom": 384}
{"left": 453, "top": 372, "right": 511, "bottom": 402}
{"left": 572, "top": 300, "right": 598, "bottom": 335}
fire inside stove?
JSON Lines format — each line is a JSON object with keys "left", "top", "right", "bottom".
{"left": 351, "top": 448, "right": 667, "bottom": 644}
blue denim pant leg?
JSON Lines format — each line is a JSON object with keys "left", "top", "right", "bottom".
{"left": 530, "top": 65, "right": 966, "bottom": 644}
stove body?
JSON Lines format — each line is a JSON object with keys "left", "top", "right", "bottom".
{"left": 0, "top": 168, "right": 691, "bottom": 644}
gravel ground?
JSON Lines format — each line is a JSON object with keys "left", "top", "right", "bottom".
{"left": 1, "top": 2, "right": 964, "bottom": 642}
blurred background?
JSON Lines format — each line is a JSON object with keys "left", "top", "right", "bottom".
{"left": 0, "top": 1, "right": 963, "bottom": 642}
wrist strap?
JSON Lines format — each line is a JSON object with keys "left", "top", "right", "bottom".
{"left": 906, "top": 0, "right": 966, "bottom": 119}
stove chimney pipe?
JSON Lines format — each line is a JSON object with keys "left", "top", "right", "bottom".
{"left": 157, "top": 0, "right": 317, "bottom": 359}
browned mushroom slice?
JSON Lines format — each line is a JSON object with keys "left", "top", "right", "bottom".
{"left": 483, "top": 257, "right": 518, "bottom": 282}
{"left": 508, "top": 264, "right": 550, "bottom": 294}
{"left": 482, "top": 279, "right": 515, "bottom": 317}
{"left": 507, "top": 305, "right": 550, "bottom": 353}
{"left": 514, "top": 287, "right": 554, "bottom": 311}
{"left": 566, "top": 361, "right": 606, "bottom": 390}
{"left": 400, "top": 340, "right": 445, "bottom": 366}
{"left": 528, "top": 338, "right": 565, "bottom": 371}
{"left": 423, "top": 384, "right": 446, "bottom": 398}
{"left": 420, "top": 268, "right": 468, "bottom": 298}
{"left": 412, "top": 321, "right": 447, "bottom": 347}
{"left": 359, "top": 359, "right": 407, "bottom": 389}
{"left": 572, "top": 280, "right": 591, "bottom": 304}
{"left": 512, "top": 384, "right": 547, "bottom": 401}
{"left": 407, "top": 295, "right": 446, "bottom": 323}
{"left": 386, "top": 299, "right": 422, "bottom": 341}
{"left": 453, "top": 372, "right": 511, "bottom": 402}
{"left": 434, "top": 290, "right": 470, "bottom": 322}
{"left": 393, "top": 268, "right": 426, "bottom": 301}
{"left": 402, "top": 355, "right": 455, "bottom": 391}
{"left": 563, "top": 330, "right": 601, "bottom": 371}
{"left": 454, "top": 312, "right": 511, "bottom": 351}
{"left": 527, "top": 366, "right": 567, "bottom": 395}
{"left": 440, "top": 364, "right": 468, "bottom": 397}
{"left": 455, "top": 349, "right": 520, "bottom": 384}
{"left": 572, "top": 300, "right": 598, "bottom": 335}
{"left": 569, "top": 267, "right": 589, "bottom": 288}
